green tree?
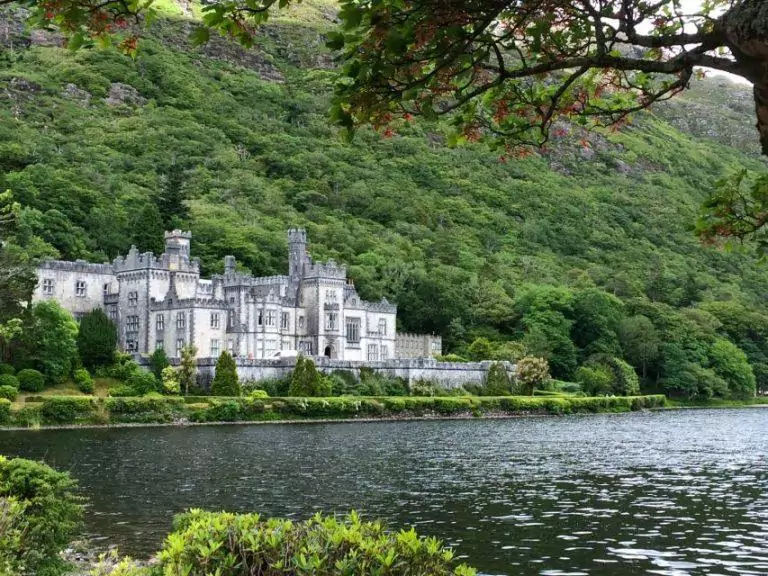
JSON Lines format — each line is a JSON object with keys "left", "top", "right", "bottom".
{"left": 288, "top": 355, "right": 331, "bottom": 397}
{"left": 708, "top": 338, "right": 756, "bottom": 399}
{"left": 76, "top": 309, "right": 117, "bottom": 370}
{"left": 211, "top": 351, "right": 241, "bottom": 396}
{"left": 149, "top": 348, "right": 171, "bottom": 381}
{"left": 18, "top": 301, "right": 78, "bottom": 385}
{"left": 179, "top": 344, "right": 198, "bottom": 396}
{"left": 570, "top": 289, "right": 624, "bottom": 359}
{"left": 161, "top": 366, "right": 180, "bottom": 395}
{"left": 467, "top": 337, "right": 494, "bottom": 362}
{"left": 618, "top": 315, "right": 661, "bottom": 380}
{"left": 0, "top": 191, "right": 39, "bottom": 324}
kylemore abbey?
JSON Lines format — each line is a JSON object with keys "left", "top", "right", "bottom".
{"left": 33, "top": 229, "right": 442, "bottom": 362}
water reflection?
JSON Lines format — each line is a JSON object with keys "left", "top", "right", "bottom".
{"left": 2, "top": 409, "right": 768, "bottom": 575}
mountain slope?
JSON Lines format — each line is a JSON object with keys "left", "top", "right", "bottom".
{"left": 2, "top": 4, "right": 768, "bottom": 392}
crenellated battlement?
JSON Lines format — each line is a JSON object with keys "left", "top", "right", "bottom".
{"left": 39, "top": 259, "right": 114, "bottom": 275}
{"left": 304, "top": 260, "right": 347, "bottom": 280}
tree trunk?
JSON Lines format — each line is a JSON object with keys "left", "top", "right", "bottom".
{"left": 722, "top": 0, "right": 768, "bottom": 155}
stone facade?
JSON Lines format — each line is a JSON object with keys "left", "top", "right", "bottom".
{"left": 34, "top": 229, "right": 439, "bottom": 361}
{"left": 396, "top": 333, "right": 442, "bottom": 359}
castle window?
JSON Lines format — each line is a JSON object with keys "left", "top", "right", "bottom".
{"left": 108, "top": 307, "right": 118, "bottom": 321}
{"left": 75, "top": 280, "right": 87, "bottom": 297}
{"left": 176, "top": 312, "right": 186, "bottom": 330}
{"left": 298, "top": 340, "right": 312, "bottom": 354}
{"left": 210, "top": 339, "right": 220, "bottom": 357}
{"left": 346, "top": 318, "right": 361, "bottom": 343}
{"left": 266, "top": 310, "right": 276, "bottom": 327}
{"left": 210, "top": 313, "right": 220, "bottom": 329}
{"left": 228, "top": 310, "right": 235, "bottom": 328}
{"left": 126, "top": 315, "right": 139, "bottom": 331}
{"left": 257, "top": 310, "right": 263, "bottom": 326}
{"left": 367, "top": 344, "right": 378, "bottom": 361}
{"left": 155, "top": 340, "right": 164, "bottom": 351}
{"left": 128, "top": 291, "right": 138, "bottom": 306}
{"left": 103, "top": 283, "right": 110, "bottom": 295}
{"left": 431, "top": 341, "right": 439, "bottom": 351}
{"left": 176, "top": 338, "right": 185, "bottom": 356}
{"left": 265, "top": 339, "right": 277, "bottom": 353}
{"left": 42, "top": 278, "right": 54, "bottom": 295}
{"left": 281, "top": 312, "right": 290, "bottom": 330}
{"left": 227, "top": 339, "right": 235, "bottom": 354}
{"left": 381, "top": 345, "right": 389, "bottom": 360}
{"left": 378, "top": 319, "right": 387, "bottom": 336}
{"left": 325, "top": 312, "right": 337, "bottom": 331}
{"left": 156, "top": 314, "right": 165, "bottom": 331}
{"left": 299, "top": 316, "right": 305, "bottom": 329}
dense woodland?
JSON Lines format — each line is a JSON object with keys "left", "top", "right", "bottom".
{"left": 1, "top": 0, "right": 768, "bottom": 399}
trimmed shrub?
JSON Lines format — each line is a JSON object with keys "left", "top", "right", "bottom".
{"left": 485, "top": 362, "right": 512, "bottom": 395}
{"left": 410, "top": 379, "right": 440, "bottom": 397}
{"left": 159, "top": 510, "right": 477, "bottom": 576}
{"left": 0, "top": 363, "right": 15, "bottom": 376}
{"left": 0, "top": 398, "right": 10, "bottom": 424}
{"left": 433, "top": 397, "right": 473, "bottom": 414}
{"left": 0, "top": 373, "right": 19, "bottom": 390}
{"left": 249, "top": 389, "right": 269, "bottom": 398}
{"left": 40, "top": 397, "right": 97, "bottom": 424}
{"left": 73, "top": 368, "right": 94, "bottom": 394}
{"left": 108, "top": 384, "right": 140, "bottom": 397}
{"left": 0, "top": 456, "right": 85, "bottom": 576}
{"left": 105, "top": 397, "right": 185, "bottom": 423}
{"left": 0, "top": 385, "right": 18, "bottom": 401}
{"left": 211, "top": 352, "right": 240, "bottom": 396}
{"left": 161, "top": 366, "right": 181, "bottom": 395}
{"left": 127, "top": 371, "right": 160, "bottom": 395}
{"left": 17, "top": 369, "right": 45, "bottom": 392}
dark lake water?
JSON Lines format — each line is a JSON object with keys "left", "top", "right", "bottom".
{"left": 2, "top": 409, "right": 768, "bottom": 575}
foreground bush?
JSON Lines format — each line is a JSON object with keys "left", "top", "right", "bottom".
{"left": 0, "top": 456, "right": 84, "bottom": 576}
{"left": 159, "top": 509, "right": 477, "bottom": 576}
{"left": 17, "top": 369, "right": 45, "bottom": 392}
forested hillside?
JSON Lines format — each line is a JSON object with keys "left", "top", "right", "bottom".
{"left": 2, "top": 1, "right": 768, "bottom": 398}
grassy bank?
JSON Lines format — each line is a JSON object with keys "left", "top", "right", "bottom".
{"left": 0, "top": 394, "right": 666, "bottom": 428}
{"left": 663, "top": 397, "right": 768, "bottom": 409}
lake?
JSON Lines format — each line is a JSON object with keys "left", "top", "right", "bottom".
{"left": 2, "top": 409, "right": 767, "bottom": 575}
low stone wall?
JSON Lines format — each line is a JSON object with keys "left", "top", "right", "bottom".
{"left": 193, "top": 357, "right": 515, "bottom": 390}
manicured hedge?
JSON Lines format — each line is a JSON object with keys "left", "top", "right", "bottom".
{"left": 2, "top": 394, "right": 666, "bottom": 427}
{"left": 40, "top": 397, "right": 98, "bottom": 424}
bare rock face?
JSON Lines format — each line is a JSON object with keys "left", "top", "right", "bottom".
{"left": 62, "top": 83, "right": 92, "bottom": 106}
{"left": 104, "top": 83, "right": 147, "bottom": 107}
{"left": 8, "top": 76, "right": 41, "bottom": 93}
{"left": 29, "top": 28, "right": 63, "bottom": 47}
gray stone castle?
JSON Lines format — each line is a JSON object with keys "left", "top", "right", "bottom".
{"left": 33, "top": 229, "right": 442, "bottom": 361}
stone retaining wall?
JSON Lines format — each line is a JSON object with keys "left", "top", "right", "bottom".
{"left": 191, "top": 357, "right": 515, "bottom": 390}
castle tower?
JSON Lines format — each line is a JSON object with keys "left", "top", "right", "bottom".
{"left": 164, "top": 230, "right": 192, "bottom": 270}
{"left": 288, "top": 228, "right": 309, "bottom": 280}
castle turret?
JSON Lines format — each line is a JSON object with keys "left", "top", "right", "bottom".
{"left": 164, "top": 230, "right": 192, "bottom": 270}
{"left": 288, "top": 228, "right": 309, "bottom": 280}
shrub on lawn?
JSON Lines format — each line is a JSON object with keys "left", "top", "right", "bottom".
{"left": 73, "top": 368, "right": 94, "bottom": 394}
{"left": 17, "top": 369, "right": 45, "bottom": 392}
